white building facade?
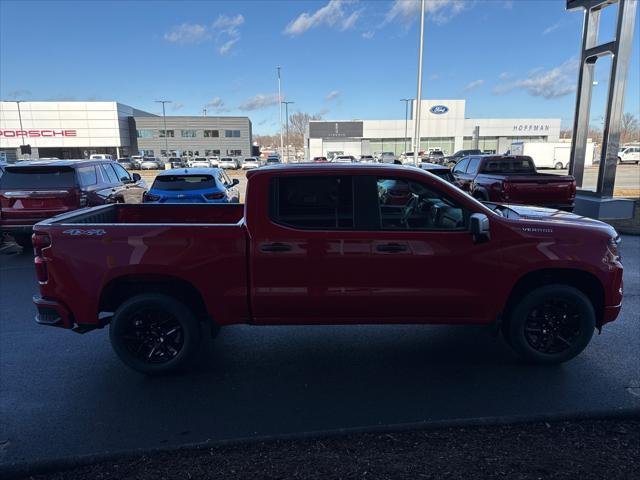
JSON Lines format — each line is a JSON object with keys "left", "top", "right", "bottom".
{"left": 0, "top": 101, "right": 145, "bottom": 161}
{"left": 306, "top": 99, "right": 561, "bottom": 159}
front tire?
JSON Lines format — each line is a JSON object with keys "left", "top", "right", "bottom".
{"left": 110, "top": 294, "right": 202, "bottom": 375}
{"left": 505, "top": 285, "right": 595, "bottom": 365}
{"left": 554, "top": 162, "right": 564, "bottom": 170}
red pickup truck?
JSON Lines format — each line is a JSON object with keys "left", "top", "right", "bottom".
{"left": 31, "top": 164, "right": 622, "bottom": 374}
{"left": 452, "top": 155, "right": 576, "bottom": 211}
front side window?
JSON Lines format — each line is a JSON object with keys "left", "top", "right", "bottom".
{"left": 466, "top": 157, "right": 481, "bottom": 175}
{"left": 377, "top": 177, "right": 467, "bottom": 231}
{"left": 204, "top": 130, "right": 219, "bottom": 138}
{"left": 158, "top": 130, "right": 174, "bottom": 138}
{"left": 181, "top": 130, "right": 197, "bottom": 138}
{"left": 225, "top": 130, "right": 241, "bottom": 138}
{"left": 270, "top": 176, "right": 354, "bottom": 229}
{"left": 112, "top": 163, "right": 131, "bottom": 182}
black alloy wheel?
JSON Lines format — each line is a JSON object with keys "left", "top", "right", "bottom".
{"left": 121, "top": 307, "right": 184, "bottom": 364}
{"left": 523, "top": 298, "right": 582, "bottom": 354}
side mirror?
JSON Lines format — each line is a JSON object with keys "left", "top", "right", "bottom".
{"left": 231, "top": 178, "right": 240, "bottom": 186}
{"left": 132, "top": 173, "right": 141, "bottom": 182}
{"left": 470, "top": 213, "right": 490, "bottom": 243}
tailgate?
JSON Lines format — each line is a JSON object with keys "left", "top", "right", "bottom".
{"left": 505, "top": 175, "right": 575, "bottom": 204}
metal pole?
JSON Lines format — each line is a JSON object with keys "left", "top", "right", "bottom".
{"left": 16, "top": 101, "right": 27, "bottom": 158}
{"left": 400, "top": 99, "right": 411, "bottom": 155}
{"left": 413, "top": 0, "right": 426, "bottom": 166}
{"left": 281, "top": 101, "right": 295, "bottom": 162}
{"left": 155, "top": 100, "right": 171, "bottom": 158}
{"left": 277, "top": 66, "right": 284, "bottom": 161}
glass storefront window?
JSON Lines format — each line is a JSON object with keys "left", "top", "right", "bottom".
{"left": 159, "top": 130, "right": 174, "bottom": 138}
{"left": 419, "top": 137, "right": 455, "bottom": 155}
{"left": 204, "top": 130, "right": 219, "bottom": 138}
{"left": 227, "top": 149, "right": 241, "bottom": 156}
{"left": 181, "top": 130, "right": 197, "bottom": 138}
{"left": 225, "top": 130, "right": 241, "bottom": 138}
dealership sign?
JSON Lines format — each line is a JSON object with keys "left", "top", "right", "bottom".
{"left": 430, "top": 105, "right": 449, "bottom": 115}
{"left": 0, "top": 129, "right": 77, "bottom": 137}
{"left": 512, "top": 125, "right": 550, "bottom": 132}
{"left": 309, "top": 121, "right": 364, "bottom": 138}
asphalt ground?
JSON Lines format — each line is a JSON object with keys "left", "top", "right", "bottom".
{"left": 0, "top": 235, "right": 638, "bottom": 475}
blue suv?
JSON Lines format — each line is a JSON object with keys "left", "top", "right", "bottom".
{"left": 143, "top": 168, "right": 240, "bottom": 203}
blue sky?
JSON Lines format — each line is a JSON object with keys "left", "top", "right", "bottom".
{"left": 1, "top": 0, "right": 638, "bottom": 135}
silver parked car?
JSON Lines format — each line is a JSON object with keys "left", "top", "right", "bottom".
{"left": 219, "top": 157, "right": 240, "bottom": 169}
{"left": 242, "top": 157, "right": 261, "bottom": 169}
{"left": 140, "top": 157, "right": 163, "bottom": 170}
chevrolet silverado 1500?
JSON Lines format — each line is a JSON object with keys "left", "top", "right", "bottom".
{"left": 32, "top": 164, "right": 622, "bottom": 374}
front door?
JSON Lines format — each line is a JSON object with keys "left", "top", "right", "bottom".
{"left": 249, "top": 173, "right": 496, "bottom": 325}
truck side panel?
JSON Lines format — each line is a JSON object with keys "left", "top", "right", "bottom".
{"left": 35, "top": 223, "right": 249, "bottom": 327}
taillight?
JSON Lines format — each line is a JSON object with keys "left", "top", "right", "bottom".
{"left": 205, "top": 192, "right": 225, "bottom": 200}
{"left": 143, "top": 192, "right": 161, "bottom": 202}
{"left": 569, "top": 180, "right": 576, "bottom": 199}
{"left": 32, "top": 232, "right": 51, "bottom": 283}
{"left": 502, "top": 180, "right": 511, "bottom": 200}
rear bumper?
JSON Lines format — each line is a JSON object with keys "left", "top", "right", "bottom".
{"left": 33, "top": 296, "right": 73, "bottom": 329}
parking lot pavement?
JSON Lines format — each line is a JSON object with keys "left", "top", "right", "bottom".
{"left": 0, "top": 236, "right": 638, "bottom": 469}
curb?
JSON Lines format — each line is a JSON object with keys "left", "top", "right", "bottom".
{"left": 2, "top": 407, "right": 639, "bottom": 479}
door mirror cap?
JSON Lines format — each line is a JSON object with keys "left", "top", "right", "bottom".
{"left": 470, "top": 213, "right": 490, "bottom": 242}
{"left": 132, "top": 173, "right": 141, "bottom": 182}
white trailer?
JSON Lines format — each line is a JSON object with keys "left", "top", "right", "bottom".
{"left": 510, "top": 141, "right": 595, "bottom": 169}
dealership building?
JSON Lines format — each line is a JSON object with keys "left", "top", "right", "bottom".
{"left": 0, "top": 101, "right": 252, "bottom": 162}
{"left": 306, "top": 99, "right": 561, "bottom": 158}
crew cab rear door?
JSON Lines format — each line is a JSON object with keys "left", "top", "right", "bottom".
{"left": 248, "top": 172, "right": 496, "bottom": 324}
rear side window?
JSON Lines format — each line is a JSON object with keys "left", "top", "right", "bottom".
{"left": 466, "top": 157, "right": 481, "bottom": 175}
{"left": 152, "top": 175, "right": 217, "bottom": 191}
{"left": 77, "top": 166, "right": 98, "bottom": 186}
{"left": 0, "top": 167, "right": 76, "bottom": 188}
{"left": 482, "top": 158, "right": 535, "bottom": 173}
{"left": 270, "top": 176, "right": 354, "bottom": 229}
{"left": 100, "top": 164, "right": 119, "bottom": 184}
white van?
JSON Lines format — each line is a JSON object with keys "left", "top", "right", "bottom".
{"left": 618, "top": 146, "right": 640, "bottom": 164}
{"left": 89, "top": 154, "right": 113, "bottom": 161}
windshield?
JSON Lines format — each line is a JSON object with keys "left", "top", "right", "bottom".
{"left": 152, "top": 175, "right": 216, "bottom": 191}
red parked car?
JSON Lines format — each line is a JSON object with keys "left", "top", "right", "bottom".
{"left": 31, "top": 163, "right": 622, "bottom": 374}
{"left": 452, "top": 155, "right": 576, "bottom": 211}
{"left": 0, "top": 159, "right": 145, "bottom": 248}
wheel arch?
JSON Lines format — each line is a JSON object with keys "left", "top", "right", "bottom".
{"left": 502, "top": 268, "right": 605, "bottom": 328}
{"left": 99, "top": 274, "right": 210, "bottom": 322}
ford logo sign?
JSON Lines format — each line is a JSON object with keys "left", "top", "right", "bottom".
{"left": 430, "top": 105, "right": 448, "bottom": 115}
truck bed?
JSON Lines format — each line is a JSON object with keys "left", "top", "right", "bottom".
{"left": 40, "top": 203, "right": 245, "bottom": 226}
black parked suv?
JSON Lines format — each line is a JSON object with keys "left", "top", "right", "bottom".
{"left": 442, "top": 149, "right": 482, "bottom": 168}
{"left": 0, "top": 159, "right": 147, "bottom": 248}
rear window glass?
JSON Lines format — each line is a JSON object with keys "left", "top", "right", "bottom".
{"left": 270, "top": 176, "right": 353, "bottom": 229}
{"left": 152, "top": 175, "right": 216, "bottom": 191}
{"left": 482, "top": 158, "right": 535, "bottom": 173}
{"left": 0, "top": 167, "right": 76, "bottom": 188}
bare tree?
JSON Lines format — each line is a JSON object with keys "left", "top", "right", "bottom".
{"left": 287, "top": 112, "right": 324, "bottom": 147}
{"left": 621, "top": 112, "right": 639, "bottom": 144}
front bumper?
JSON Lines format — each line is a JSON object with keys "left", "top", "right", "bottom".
{"left": 602, "top": 304, "right": 622, "bottom": 326}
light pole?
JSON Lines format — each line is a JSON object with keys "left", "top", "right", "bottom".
{"left": 16, "top": 100, "right": 27, "bottom": 158}
{"left": 155, "top": 100, "right": 171, "bottom": 158}
{"left": 412, "top": 0, "right": 426, "bottom": 165}
{"left": 282, "top": 101, "right": 294, "bottom": 163}
{"left": 400, "top": 99, "right": 412, "bottom": 155}
{"left": 277, "top": 66, "right": 284, "bottom": 159}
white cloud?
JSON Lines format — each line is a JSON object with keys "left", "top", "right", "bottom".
{"left": 498, "top": 71, "right": 511, "bottom": 80}
{"left": 164, "top": 23, "right": 210, "bottom": 44}
{"left": 385, "top": 0, "right": 468, "bottom": 26}
{"left": 542, "top": 22, "right": 561, "bottom": 35}
{"left": 205, "top": 97, "right": 229, "bottom": 112}
{"left": 239, "top": 94, "right": 281, "bottom": 111}
{"left": 463, "top": 79, "right": 484, "bottom": 92}
{"left": 171, "top": 102, "right": 185, "bottom": 111}
{"left": 213, "top": 14, "right": 244, "bottom": 55}
{"left": 325, "top": 90, "right": 340, "bottom": 101}
{"left": 362, "top": 30, "right": 375, "bottom": 39}
{"left": 284, "top": 0, "right": 362, "bottom": 36}
{"left": 494, "top": 58, "right": 579, "bottom": 99}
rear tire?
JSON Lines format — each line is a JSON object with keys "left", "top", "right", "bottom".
{"left": 554, "top": 162, "right": 564, "bottom": 170}
{"left": 505, "top": 285, "right": 595, "bottom": 365}
{"left": 110, "top": 294, "right": 202, "bottom": 375}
